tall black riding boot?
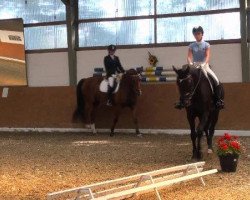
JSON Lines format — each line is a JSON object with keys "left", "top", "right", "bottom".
{"left": 107, "top": 85, "right": 113, "bottom": 106}
{"left": 215, "top": 84, "right": 224, "bottom": 109}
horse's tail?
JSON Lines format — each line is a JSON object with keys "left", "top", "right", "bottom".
{"left": 72, "top": 79, "right": 85, "bottom": 122}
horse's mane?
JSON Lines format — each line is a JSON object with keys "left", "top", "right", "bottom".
{"left": 125, "top": 68, "right": 138, "bottom": 76}
{"left": 181, "top": 64, "right": 203, "bottom": 79}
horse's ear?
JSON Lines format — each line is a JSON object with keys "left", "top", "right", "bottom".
{"left": 172, "top": 65, "right": 178, "bottom": 74}
{"left": 185, "top": 65, "right": 190, "bottom": 73}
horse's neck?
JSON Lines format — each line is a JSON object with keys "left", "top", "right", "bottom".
{"left": 192, "top": 73, "right": 212, "bottom": 101}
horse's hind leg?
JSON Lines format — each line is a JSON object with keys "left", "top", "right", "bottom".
{"left": 85, "top": 104, "right": 96, "bottom": 134}
{"left": 90, "top": 108, "right": 97, "bottom": 134}
{"left": 110, "top": 106, "right": 121, "bottom": 137}
{"left": 131, "top": 106, "right": 142, "bottom": 137}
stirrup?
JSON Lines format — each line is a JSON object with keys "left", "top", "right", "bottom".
{"left": 107, "top": 100, "right": 112, "bottom": 106}
{"left": 175, "top": 102, "right": 185, "bottom": 110}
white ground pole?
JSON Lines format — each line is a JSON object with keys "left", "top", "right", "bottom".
{"left": 0, "top": 128, "right": 249, "bottom": 136}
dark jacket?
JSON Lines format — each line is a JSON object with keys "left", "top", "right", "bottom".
{"left": 104, "top": 55, "right": 125, "bottom": 77}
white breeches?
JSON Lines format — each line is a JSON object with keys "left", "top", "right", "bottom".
{"left": 108, "top": 76, "right": 115, "bottom": 87}
{"left": 195, "top": 63, "right": 219, "bottom": 86}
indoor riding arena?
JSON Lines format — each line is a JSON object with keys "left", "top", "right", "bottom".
{"left": 0, "top": 1, "right": 249, "bottom": 200}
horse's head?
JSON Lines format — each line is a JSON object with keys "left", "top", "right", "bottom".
{"left": 173, "top": 64, "right": 195, "bottom": 107}
{"left": 125, "top": 69, "right": 142, "bottom": 96}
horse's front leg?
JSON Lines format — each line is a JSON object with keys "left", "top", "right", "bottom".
{"left": 197, "top": 112, "right": 209, "bottom": 159}
{"left": 207, "top": 110, "right": 219, "bottom": 153}
{"left": 110, "top": 106, "right": 121, "bottom": 137}
{"left": 131, "top": 106, "right": 142, "bottom": 137}
{"left": 187, "top": 111, "right": 197, "bottom": 159}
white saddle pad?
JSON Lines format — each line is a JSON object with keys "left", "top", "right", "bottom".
{"left": 99, "top": 79, "right": 120, "bottom": 93}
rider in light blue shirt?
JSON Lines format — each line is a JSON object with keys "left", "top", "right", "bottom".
{"left": 175, "top": 26, "right": 224, "bottom": 110}
{"left": 188, "top": 41, "right": 210, "bottom": 63}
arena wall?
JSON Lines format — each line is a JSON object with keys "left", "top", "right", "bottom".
{"left": 26, "top": 52, "right": 69, "bottom": 87}
{"left": 77, "top": 43, "right": 242, "bottom": 83}
{"left": 25, "top": 43, "right": 241, "bottom": 87}
{"left": 0, "top": 83, "right": 249, "bottom": 130}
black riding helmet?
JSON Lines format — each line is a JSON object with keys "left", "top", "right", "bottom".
{"left": 107, "top": 44, "right": 116, "bottom": 51}
{"left": 192, "top": 26, "right": 204, "bottom": 35}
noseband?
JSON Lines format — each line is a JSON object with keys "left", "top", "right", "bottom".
{"left": 178, "top": 69, "right": 202, "bottom": 100}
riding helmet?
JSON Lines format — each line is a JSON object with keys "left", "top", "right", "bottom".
{"left": 192, "top": 26, "right": 204, "bottom": 35}
{"left": 107, "top": 44, "right": 116, "bottom": 51}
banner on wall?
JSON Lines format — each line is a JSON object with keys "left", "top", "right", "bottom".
{"left": 0, "top": 18, "right": 27, "bottom": 86}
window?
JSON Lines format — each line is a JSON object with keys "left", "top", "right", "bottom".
{"left": 79, "top": 0, "right": 154, "bottom": 19}
{"left": 157, "top": 12, "right": 241, "bottom": 43}
{"left": 79, "top": 19, "right": 154, "bottom": 47}
{"left": 157, "top": 0, "right": 240, "bottom": 14}
{"left": 0, "top": 0, "right": 66, "bottom": 23}
{"left": 79, "top": 0, "right": 240, "bottom": 48}
{"left": 0, "top": 0, "right": 67, "bottom": 50}
{"left": 24, "top": 25, "right": 67, "bottom": 50}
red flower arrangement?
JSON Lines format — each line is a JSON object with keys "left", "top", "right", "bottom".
{"left": 217, "top": 133, "right": 241, "bottom": 156}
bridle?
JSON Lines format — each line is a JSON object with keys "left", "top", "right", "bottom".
{"left": 178, "top": 69, "right": 202, "bottom": 100}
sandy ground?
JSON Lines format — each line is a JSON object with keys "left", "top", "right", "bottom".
{"left": 0, "top": 132, "right": 249, "bottom": 200}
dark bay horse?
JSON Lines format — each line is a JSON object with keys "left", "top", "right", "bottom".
{"left": 73, "top": 69, "right": 142, "bottom": 137}
{"left": 173, "top": 64, "right": 224, "bottom": 160}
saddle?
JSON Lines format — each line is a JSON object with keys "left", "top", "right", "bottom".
{"left": 99, "top": 74, "right": 122, "bottom": 93}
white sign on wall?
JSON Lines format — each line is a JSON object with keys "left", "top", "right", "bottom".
{"left": 0, "top": 30, "right": 24, "bottom": 45}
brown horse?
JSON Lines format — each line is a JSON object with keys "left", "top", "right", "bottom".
{"left": 73, "top": 69, "right": 142, "bottom": 137}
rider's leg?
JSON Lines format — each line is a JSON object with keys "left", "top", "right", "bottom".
{"left": 203, "top": 64, "right": 224, "bottom": 109}
{"left": 107, "top": 76, "right": 114, "bottom": 106}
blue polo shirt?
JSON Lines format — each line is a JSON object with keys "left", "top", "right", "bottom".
{"left": 189, "top": 41, "right": 210, "bottom": 62}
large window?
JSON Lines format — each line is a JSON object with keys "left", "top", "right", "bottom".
{"left": 157, "top": 12, "right": 240, "bottom": 43}
{"left": 79, "top": 0, "right": 240, "bottom": 48}
{"left": 24, "top": 25, "right": 67, "bottom": 49}
{"left": 0, "top": 0, "right": 67, "bottom": 50}
{"left": 0, "top": 0, "right": 241, "bottom": 50}
{"left": 157, "top": 0, "right": 240, "bottom": 14}
{"left": 79, "top": 19, "right": 154, "bottom": 47}
{"left": 79, "top": 0, "right": 154, "bottom": 19}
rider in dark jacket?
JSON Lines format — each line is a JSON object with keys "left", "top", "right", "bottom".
{"left": 104, "top": 44, "right": 125, "bottom": 106}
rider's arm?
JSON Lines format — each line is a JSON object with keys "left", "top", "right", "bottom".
{"left": 187, "top": 48, "right": 193, "bottom": 65}
{"left": 116, "top": 57, "right": 125, "bottom": 73}
{"left": 104, "top": 56, "right": 111, "bottom": 77}
{"left": 204, "top": 47, "right": 210, "bottom": 65}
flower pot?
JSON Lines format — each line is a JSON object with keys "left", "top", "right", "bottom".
{"left": 219, "top": 154, "right": 239, "bottom": 172}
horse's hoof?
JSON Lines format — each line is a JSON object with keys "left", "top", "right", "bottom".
{"left": 191, "top": 156, "right": 197, "bottom": 161}
{"left": 207, "top": 149, "right": 213, "bottom": 154}
{"left": 137, "top": 133, "right": 143, "bottom": 138}
{"left": 196, "top": 151, "right": 203, "bottom": 160}
{"left": 85, "top": 124, "right": 91, "bottom": 129}
{"left": 110, "top": 133, "right": 114, "bottom": 137}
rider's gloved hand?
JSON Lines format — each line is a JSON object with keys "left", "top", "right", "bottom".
{"left": 201, "top": 62, "right": 206, "bottom": 68}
